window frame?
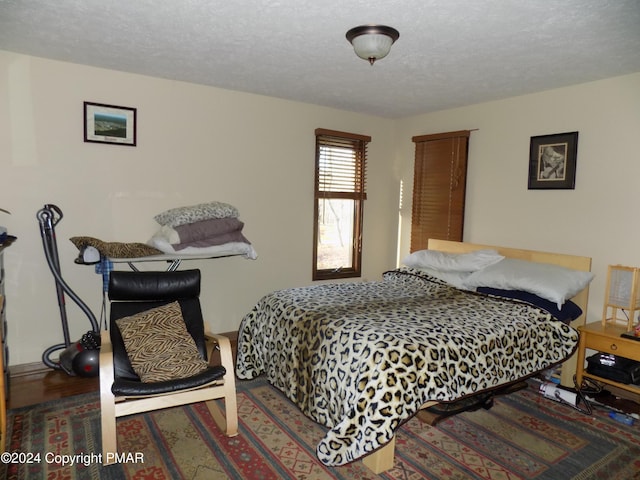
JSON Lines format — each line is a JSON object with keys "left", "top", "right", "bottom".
{"left": 313, "top": 128, "right": 370, "bottom": 281}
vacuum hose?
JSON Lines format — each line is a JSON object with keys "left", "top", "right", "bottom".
{"left": 37, "top": 204, "right": 99, "bottom": 372}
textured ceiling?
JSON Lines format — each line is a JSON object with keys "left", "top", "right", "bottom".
{"left": 1, "top": 0, "right": 639, "bottom": 118}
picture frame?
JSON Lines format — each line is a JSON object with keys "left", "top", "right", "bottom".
{"left": 84, "top": 102, "right": 137, "bottom": 146}
{"left": 528, "top": 131, "right": 578, "bottom": 189}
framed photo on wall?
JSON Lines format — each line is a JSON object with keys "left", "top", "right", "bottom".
{"left": 84, "top": 102, "right": 137, "bottom": 146}
{"left": 528, "top": 131, "right": 578, "bottom": 189}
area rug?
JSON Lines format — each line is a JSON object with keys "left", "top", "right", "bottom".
{"left": 3, "top": 377, "right": 640, "bottom": 479}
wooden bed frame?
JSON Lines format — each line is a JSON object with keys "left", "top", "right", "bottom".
{"left": 362, "top": 239, "right": 592, "bottom": 473}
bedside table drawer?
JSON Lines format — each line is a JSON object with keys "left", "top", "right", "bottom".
{"left": 585, "top": 334, "right": 640, "bottom": 360}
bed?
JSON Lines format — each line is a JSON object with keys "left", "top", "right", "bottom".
{"left": 235, "top": 240, "right": 592, "bottom": 473}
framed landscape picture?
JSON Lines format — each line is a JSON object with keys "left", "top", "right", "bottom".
{"left": 84, "top": 102, "right": 137, "bottom": 146}
{"left": 528, "top": 131, "right": 578, "bottom": 190}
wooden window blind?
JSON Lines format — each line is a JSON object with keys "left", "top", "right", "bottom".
{"left": 410, "top": 130, "right": 470, "bottom": 253}
{"left": 315, "top": 129, "right": 369, "bottom": 199}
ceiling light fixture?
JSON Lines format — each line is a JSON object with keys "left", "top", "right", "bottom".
{"left": 346, "top": 25, "right": 399, "bottom": 65}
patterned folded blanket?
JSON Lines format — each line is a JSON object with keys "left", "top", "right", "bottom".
{"left": 70, "top": 236, "right": 163, "bottom": 258}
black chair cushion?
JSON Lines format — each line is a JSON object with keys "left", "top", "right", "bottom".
{"left": 107, "top": 269, "right": 216, "bottom": 390}
{"left": 109, "top": 269, "right": 200, "bottom": 301}
{"left": 112, "top": 364, "right": 226, "bottom": 396}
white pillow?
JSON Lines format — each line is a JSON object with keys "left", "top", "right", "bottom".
{"left": 414, "top": 267, "right": 474, "bottom": 290}
{"left": 463, "top": 258, "right": 594, "bottom": 309}
{"left": 402, "top": 249, "right": 504, "bottom": 272}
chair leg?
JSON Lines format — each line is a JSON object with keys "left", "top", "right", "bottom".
{"left": 223, "top": 381, "right": 238, "bottom": 436}
{"left": 100, "top": 394, "right": 117, "bottom": 465}
{"left": 99, "top": 331, "right": 118, "bottom": 465}
{"left": 206, "top": 333, "right": 238, "bottom": 436}
{"left": 206, "top": 385, "right": 238, "bottom": 437}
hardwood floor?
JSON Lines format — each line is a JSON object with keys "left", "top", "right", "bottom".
{"left": 9, "top": 367, "right": 98, "bottom": 409}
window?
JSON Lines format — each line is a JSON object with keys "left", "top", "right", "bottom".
{"left": 313, "top": 128, "right": 370, "bottom": 280}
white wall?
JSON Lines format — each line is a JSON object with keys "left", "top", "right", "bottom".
{"left": 2, "top": 50, "right": 639, "bottom": 367}
{"left": 0, "top": 51, "right": 399, "bottom": 365}
{"left": 396, "top": 72, "right": 640, "bottom": 324}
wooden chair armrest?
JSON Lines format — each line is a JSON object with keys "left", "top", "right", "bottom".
{"left": 204, "top": 331, "right": 234, "bottom": 374}
{"left": 99, "top": 330, "right": 115, "bottom": 399}
{"left": 99, "top": 330, "right": 113, "bottom": 367}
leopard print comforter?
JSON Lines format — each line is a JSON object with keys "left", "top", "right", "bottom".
{"left": 236, "top": 268, "right": 579, "bottom": 466}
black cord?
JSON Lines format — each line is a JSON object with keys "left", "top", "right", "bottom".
{"left": 575, "top": 375, "right": 603, "bottom": 395}
{"left": 100, "top": 289, "right": 108, "bottom": 331}
{"left": 571, "top": 375, "right": 597, "bottom": 415}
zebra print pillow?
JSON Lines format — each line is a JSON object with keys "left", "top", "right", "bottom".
{"left": 115, "top": 301, "right": 209, "bottom": 383}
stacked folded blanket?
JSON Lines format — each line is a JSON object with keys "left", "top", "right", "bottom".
{"left": 148, "top": 201, "right": 257, "bottom": 259}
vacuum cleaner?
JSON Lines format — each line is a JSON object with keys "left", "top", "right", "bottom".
{"left": 36, "top": 204, "right": 100, "bottom": 377}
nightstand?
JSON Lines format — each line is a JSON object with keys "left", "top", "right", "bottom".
{"left": 576, "top": 322, "right": 640, "bottom": 395}
{"left": 575, "top": 265, "right": 640, "bottom": 395}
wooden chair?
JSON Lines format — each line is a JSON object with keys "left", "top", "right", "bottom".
{"left": 99, "top": 269, "right": 237, "bottom": 465}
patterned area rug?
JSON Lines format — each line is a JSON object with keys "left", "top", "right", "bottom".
{"left": 3, "top": 377, "right": 640, "bottom": 479}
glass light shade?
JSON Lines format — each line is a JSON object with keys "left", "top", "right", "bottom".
{"left": 346, "top": 25, "right": 399, "bottom": 65}
{"left": 351, "top": 34, "right": 394, "bottom": 62}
